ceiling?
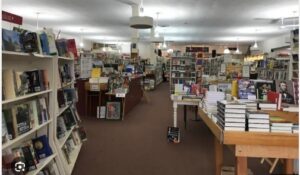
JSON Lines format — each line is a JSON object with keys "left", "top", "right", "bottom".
{"left": 2, "top": 0, "right": 299, "bottom": 44}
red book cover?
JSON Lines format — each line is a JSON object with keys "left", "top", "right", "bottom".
{"left": 267, "top": 91, "right": 282, "bottom": 110}
{"left": 67, "top": 39, "right": 78, "bottom": 59}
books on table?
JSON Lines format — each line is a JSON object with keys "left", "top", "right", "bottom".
{"left": 247, "top": 110, "right": 270, "bottom": 132}
{"left": 269, "top": 116, "right": 294, "bottom": 133}
{"left": 216, "top": 100, "right": 246, "bottom": 131}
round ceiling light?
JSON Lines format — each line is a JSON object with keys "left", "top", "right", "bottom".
{"left": 130, "top": 16, "right": 153, "bottom": 29}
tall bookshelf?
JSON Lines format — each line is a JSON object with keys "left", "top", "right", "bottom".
{"left": 54, "top": 56, "right": 83, "bottom": 175}
{"left": 2, "top": 51, "right": 63, "bottom": 175}
{"left": 169, "top": 56, "right": 196, "bottom": 93}
{"left": 290, "top": 29, "right": 299, "bottom": 104}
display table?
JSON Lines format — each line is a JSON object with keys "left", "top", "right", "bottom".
{"left": 105, "top": 76, "right": 143, "bottom": 120}
{"left": 171, "top": 95, "right": 201, "bottom": 128}
{"left": 198, "top": 108, "right": 299, "bottom": 175}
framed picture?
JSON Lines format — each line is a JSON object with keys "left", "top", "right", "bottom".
{"left": 106, "top": 102, "right": 121, "bottom": 120}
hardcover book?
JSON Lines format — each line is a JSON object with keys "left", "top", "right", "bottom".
{"left": 44, "top": 28, "right": 58, "bottom": 55}
{"left": 2, "top": 28, "right": 22, "bottom": 52}
{"left": 22, "top": 146, "right": 37, "bottom": 171}
{"left": 275, "top": 80, "right": 295, "bottom": 104}
{"left": 39, "top": 32, "right": 50, "bottom": 55}
{"left": 67, "top": 39, "right": 78, "bottom": 59}
{"left": 57, "top": 89, "right": 66, "bottom": 108}
{"left": 3, "top": 69, "right": 17, "bottom": 99}
{"left": 2, "top": 112, "right": 9, "bottom": 143}
{"left": 32, "top": 135, "right": 53, "bottom": 159}
{"left": 77, "top": 126, "right": 87, "bottom": 142}
{"left": 37, "top": 97, "right": 49, "bottom": 124}
{"left": 12, "top": 104, "right": 32, "bottom": 136}
{"left": 106, "top": 102, "right": 121, "bottom": 120}
{"left": 21, "top": 32, "right": 39, "bottom": 53}
{"left": 14, "top": 71, "right": 30, "bottom": 96}
{"left": 3, "top": 109, "right": 15, "bottom": 140}
{"left": 62, "top": 108, "right": 77, "bottom": 130}
{"left": 56, "top": 39, "right": 68, "bottom": 57}
{"left": 238, "top": 79, "right": 256, "bottom": 99}
{"left": 255, "top": 81, "right": 275, "bottom": 101}
{"left": 57, "top": 116, "right": 67, "bottom": 139}
{"left": 25, "top": 70, "right": 45, "bottom": 93}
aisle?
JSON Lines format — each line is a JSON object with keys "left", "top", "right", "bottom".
{"left": 73, "top": 83, "right": 278, "bottom": 175}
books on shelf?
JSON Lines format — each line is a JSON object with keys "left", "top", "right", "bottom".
{"left": 59, "top": 64, "right": 72, "bottom": 86}
{"left": 32, "top": 135, "right": 53, "bottom": 159}
{"left": 2, "top": 28, "right": 22, "bottom": 52}
{"left": 2, "top": 69, "right": 49, "bottom": 100}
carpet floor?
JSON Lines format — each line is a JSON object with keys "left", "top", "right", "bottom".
{"left": 72, "top": 82, "right": 283, "bottom": 175}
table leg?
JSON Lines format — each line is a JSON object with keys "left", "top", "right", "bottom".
{"left": 284, "top": 159, "right": 294, "bottom": 174}
{"left": 215, "top": 138, "right": 223, "bottom": 175}
{"left": 236, "top": 157, "right": 247, "bottom": 175}
{"left": 184, "top": 105, "right": 187, "bottom": 129}
{"left": 173, "top": 102, "right": 178, "bottom": 127}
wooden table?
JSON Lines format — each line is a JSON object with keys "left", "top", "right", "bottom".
{"left": 171, "top": 95, "right": 201, "bottom": 128}
{"left": 198, "top": 108, "right": 299, "bottom": 175}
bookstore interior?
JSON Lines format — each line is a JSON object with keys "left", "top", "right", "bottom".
{"left": 1, "top": 0, "right": 300, "bottom": 175}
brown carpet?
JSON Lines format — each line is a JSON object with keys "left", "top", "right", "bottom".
{"left": 72, "top": 82, "right": 283, "bottom": 175}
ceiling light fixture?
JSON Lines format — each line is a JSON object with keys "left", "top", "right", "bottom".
{"left": 129, "top": 0, "right": 153, "bottom": 29}
{"left": 253, "top": 41, "right": 258, "bottom": 49}
{"left": 163, "top": 42, "right": 167, "bottom": 49}
{"left": 79, "top": 28, "right": 84, "bottom": 48}
{"left": 223, "top": 46, "right": 230, "bottom": 54}
{"left": 235, "top": 38, "right": 242, "bottom": 54}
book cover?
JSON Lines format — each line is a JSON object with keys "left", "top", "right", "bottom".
{"left": 55, "top": 39, "right": 68, "bottom": 57}
{"left": 77, "top": 126, "right": 87, "bottom": 142}
{"left": 42, "top": 70, "right": 49, "bottom": 90}
{"left": 25, "top": 70, "right": 45, "bottom": 93}
{"left": 3, "top": 69, "right": 17, "bottom": 99}
{"left": 37, "top": 97, "right": 49, "bottom": 124}
{"left": 67, "top": 39, "right": 78, "bottom": 59}
{"left": 26, "top": 100, "right": 39, "bottom": 129}
{"left": 57, "top": 89, "right": 66, "bottom": 108}
{"left": 12, "top": 104, "right": 31, "bottom": 136}
{"left": 3, "top": 109, "right": 15, "bottom": 140}
{"left": 275, "top": 80, "right": 295, "bottom": 104}
{"left": 62, "top": 108, "right": 77, "bottom": 130}
{"left": 63, "top": 88, "right": 76, "bottom": 104}
{"left": 14, "top": 71, "right": 29, "bottom": 96}
{"left": 21, "top": 32, "right": 39, "bottom": 53}
{"left": 91, "top": 68, "right": 101, "bottom": 78}
{"left": 44, "top": 28, "right": 58, "bottom": 55}
{"left": 106, "top": 102, "right": 121, "bottom": 120}
{"left": 2, "top": 112, "right": 9, "bottom": 143}
{"left": 255, "top": 81, "right": 275, "bottom": 101}
{"left": 2, "top": 28, "right": 22, "bottom": 52}
{"left": 21, "top": 146, "right": 37, "bottom": 171}
{"left": 57, "top": 116, "right": 67, "bottom": 139}
{"left": 32, "top": 135, "right": 53, "bottom": 159}
{"left": 39, "top": 32, "right": 50, "bottom": 55}
{"left": 238, "top": 79, "right": 256, "bottom": 99}
{"left": 11, "top": 147, "right": 27, "bottom": 172}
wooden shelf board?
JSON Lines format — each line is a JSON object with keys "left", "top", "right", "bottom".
{"left": 57, "top": 104, "right": 71, "bottom": 117}
{"left": 2, "top": 120, "right": 53, "bottom": 150}
{"left": 58, "top": 126, "right": 76, "bottom": 148}
{"left": 2, "top": 51, "right": 55, "bottom": 59}
{"left": 2, "top": 90, "right": 53, "bottom": 105}
{"left": 27, "top": 154, "right": 57, "bottom": 175}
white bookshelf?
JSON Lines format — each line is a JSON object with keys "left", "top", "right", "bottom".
{"left": 2, "top": 52, "right": 65, "bottom": 175}
{"left": 54, "top": 55, "right": 83, "bottom": 175}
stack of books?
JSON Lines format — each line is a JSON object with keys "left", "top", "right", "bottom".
{"left": 292, "top": 125, "right": 299, "bottom": 133}
{"left": 216, "top": 100, "right": 246, "bottom": 131}
{"left": 204, "top": 91, "right": 225, "bottom": 114}
{"left": 247, "top": 111, "right": 270, "bottom": 132}
{"left": 238, "top": 99, "right": 257, "bottom": 111}
{"left": 271, "top": 122, "right": 293, "bottom": 133}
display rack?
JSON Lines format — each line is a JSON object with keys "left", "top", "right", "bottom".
{"left": 2, "top": 52, "right": 64, "bottom": 175}
{"left": 169, "top": 56, "right": 196, "bottom": 93}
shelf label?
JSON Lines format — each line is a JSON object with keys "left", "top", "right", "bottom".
{"left": 2, "top": 11, "right": 23, "bottom": 25}
{"left": 116, "top": 93, "right": 126, "bottom": 98}
{"left": 90, "top": 84, "right": 100, "bottom": 91}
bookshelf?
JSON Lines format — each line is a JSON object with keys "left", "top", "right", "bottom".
{"left": 2, "top": 52, "right": 64, "bottom": 175}
{"left": 54, "top": 56, "right": 83, "bottom": 175}
{"left": 170, "top": 56, "right": 196, "bottom": 93}
{"left": 290, "top": 29, "right": 299, "bottom": 104}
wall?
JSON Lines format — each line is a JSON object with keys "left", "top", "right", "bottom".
{"left": 260, "top": 33, "right": 291, "bottom": 53}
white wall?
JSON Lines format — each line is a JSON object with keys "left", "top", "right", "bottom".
{"left": 260, "top": 33, "right": 291, "bottom": 53}
{"left": 138, "top": 42, "right": 152, "bottom": 59}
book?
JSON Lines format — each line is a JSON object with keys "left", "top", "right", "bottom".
{"left": 258, "top": 102, "right": 277, "bottom": 109}
{"left": 91, "top": 68, "right": 101, "bottom": 78}
{"left": 220, "top": 112, "right": 245, "bottom": 118}
{"left": 37, "top": 97, "right": 49, "bottom": 124}
{"left": 56, "top": 39, "right": 68, "bottom": 57}
{"left": 3, "top": 69, "right": 17, "bottom": 99}
{"left": 14, "top": 71, "right": 30, "bottom": 97}
{"left": 255, "top": 81, "right": 275, "bottom": 101}
{"left": 21, "top": 32, "right": 39, "bottom": 53}
{"left": 12, "top": 103, "right": 32, "bottom": 136}
{"left": 67, "top": 39, "right": 78, "bottom": 59}
{"left": 26, "top": 100, "right": 39, "bottom": 129}
{"left": 2, "top": 28, "right": 22, "bottom": 52}
{"left": 42, "top": 70, "right": 49, "bottom": 90}
{"left": 248, "top": 119, "right": 270, "bottom": 124}
{"left": 39, "top": 32, "right": 50, "bottom": 55}
{"left": 100, "top": 106, "right": 106, "bottom": 119}
{"left": 57, "top": 89, "right": 66, "bottom": 108}
{"left": 224, "top": 122, "right": 245, "bottom": 127}
{"left": 223, "top": 126, "right": 245, "bottom": 131}
{"left": 25, "top": 70, "right": 45, "bottom": 93}
{"left": 44, "top": 28, "right": 58, "bottom": 55}
{"left": 238, "top": 79, "right": 256, "bottom": 99}
{"left": 2, "top": 112, "right": 9, "bottom": 143}
{"left": 222, "top": 108, "right": 246, "bottom": 114}
{"left": 248, "top": 128, "right": 270, "bottom": 132}
{"left": 248, "top": 123, "right": 270, "bottom": 128}
{"left": 32, "top": 135, "right": 53, "bottom": 159}
{"left": 57, "top": 116, "right": 67, "bottom": 139}
{"left": 3, "top": 109, "right": 15, "bottom": 140}
{"left": 282, "top": 106, "right": 299, "bottom": 112}
{"left": 77, "top": 126, "right": 88, "bottom": 142}
{"left": 275, "top": 80, "right": 295, "bottom": 104}
{"left": 271, "top": 123, "right": 293, "bottom": 127}
{"left": 11, "top": 147, "right": 27, "bottom": 171}
{"left": 63, "top": 88, "right": 77, "bottom": 104}
{"left": 271, "top": 126, "right": 293, "bottom": 130}
{"left": 22, "top": 145, "right": 37, "bottom": 171}
{"left": 217, "top": 100, "right": 246, "bottom": 109}
{"left": 62, "top": 145, "right": 71, "bottom": 164}
{"left": 270, "top": 129, "right": 292, "bottom": 133}
{"left": 62, "top": 108, "right": 77, "bottom": 130}
{"left": 246, "top": 111, "right": 269, "bottom": 119}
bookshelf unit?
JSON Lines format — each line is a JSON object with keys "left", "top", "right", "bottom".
{"left": 290, "top": 29, "right": 299, "bottom": 104}
{"left": 170, "top": 56, "right": 196, "bottom": 93}
{"left": 2, "top": 52, "right": 64, "bottom": 175}
{"left": 54, "top": 56, "right": 83, "bottom": 175}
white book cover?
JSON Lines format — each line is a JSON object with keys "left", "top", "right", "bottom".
{"left": 224, "top": 118, "right": 245, "bottom": 123}
{"left": 248, "top": 119, "right": 270, "bottom": 124}
{"left": 224, "top": 108, "right": 246, "bottom": 114}
{"left": 248, "top": 128, "right": 270, "bottom": 132}
{"left": 218, "top": 100, "right": 247, "bottom": 109}
{"left": 225, "top": 123, "right": 245, "bottom": 127}
{"left": 247, "top": 115, "right": 269, "bottom": 119}
{"left": 248, "top": 123, "right": 270, "bottom": 128}
{"left": 271, "top": 123, "right": 293, "bottom": 127}
{"left": 224, "top": 113, "right": 246, "bottom": 118}
{"left": 271, "top": 129, "right": 292, "bottom": 133}
{"left": 100, "top": 106, "right": 106, "bottom": 119}
{"left": 224, "top": 127, "right": 245, "bottom": 131}
{"left": 271, "top": 126, "right": 293, "bottom": 130}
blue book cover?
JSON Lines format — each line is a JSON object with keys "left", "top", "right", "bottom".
{"left": 39, "top": 32, "right": 50, "bottom": 55}
{"left": 2, "top": 29, "right": 22, "bottom": 52}
{"left": 32, "top": 135, "right": 53, "bottom": 159}
{"left": 238, "top": 79, "right": 256, "bottom": 99}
